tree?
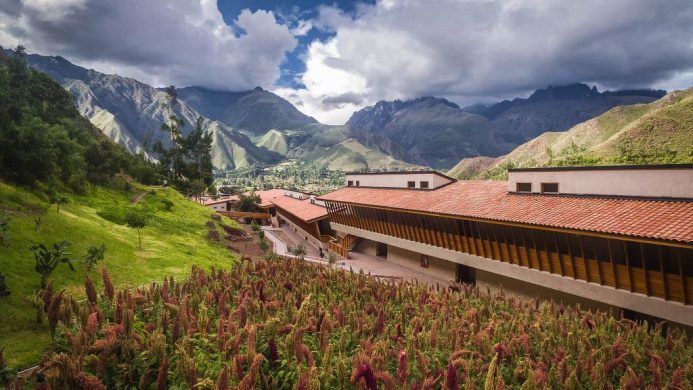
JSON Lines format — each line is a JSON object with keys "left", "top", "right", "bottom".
{"left": 0, "top": 215, "right": 9, "bottom": 247}
{"left": 125, "top": 210, "right": 147, "bottom": 250}
{"left": 31, "top": 240, "right": 74, "bottom": 288}
{"left": 83, "top": 244, "right": 106, "bottom": 271}
{"left": 236, "top": 192, "right": 261, "bottom": 212}
{"left": 327, "top": 251, "right": 338, "bottom": 268}
{"left": 50, "top": 195, "right": 68, "bottom": 213}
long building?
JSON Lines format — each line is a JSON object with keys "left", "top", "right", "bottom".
{"left": 318, "top": 165, "right": 693, "bottom": 326}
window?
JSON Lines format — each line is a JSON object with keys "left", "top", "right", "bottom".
{"left": 541, "top": 183, "right": 559, "bottom": 194}
{"left": 516, "top": 182, "right": 532, "bottom": 193}
{"left": 420, "top": 181, "right": 429, "bottom": 189}
{"left": 407, "top": 181, "right": 416, "bottom": 188}
{"left": 356, "top": 181, "right": 360, "bottom": 187}
{"left": 376, "top": 242, "right": 388, "bottom": 257}
{"left": 347, "top": 180, "right": 353, "bottom": 186}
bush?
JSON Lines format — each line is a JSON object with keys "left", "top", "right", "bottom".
{"left": 82, "top": 244, "right": 106, "bottom": 271}
{"left": 258, "top": 230, "right": 265, "bottom": 240}
{"left": 0, "top": 272, "right": 10, "bottom": 297}
{"left": 160, "top": 198, "right": 174, "bottom": 211}
{"left": 258, "top": 238, "right": 269, "bottom": 252}
{"left": 251, "top": 220, "right": 260, "bottom": 231}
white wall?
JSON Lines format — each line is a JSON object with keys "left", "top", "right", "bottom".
{"left": 508, "top": 168, "right": 693, "bottom": 199}
{"left": 345, "top": 172, "right": 453, "bottom": 189}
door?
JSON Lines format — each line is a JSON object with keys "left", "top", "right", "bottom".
{"left": 456, "top": 264, "right": 475, "bottom": 284}
{"left": 376, "top": 242, "right": 388, "bottom": 258}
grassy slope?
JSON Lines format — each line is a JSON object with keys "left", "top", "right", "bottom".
{"left": 448, "top": 88, "right": 693, "bottom": 179}
{"left": 0, "top": 181, "right": 239, "bottom": 368}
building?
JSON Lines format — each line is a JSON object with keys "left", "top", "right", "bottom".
{"left": 270, "top": 194, "right": 332, "bottom": 250}
{"left": 203, "top": 196, "right": 238, "bottom": 211}
{"left": 318, "top": 166, "right": 693, "bottom": 326}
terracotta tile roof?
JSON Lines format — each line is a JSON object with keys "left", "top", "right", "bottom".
{"left": 254, "top": 189, "right": 288, "bottom": 208}
{"left": 270, "top": 196, "right": 328, "bottom": 223}
{"left": 203, "top": 196, "right": 238, "bottom": 206}
{"left": 318, "top": 181, "right": 693, "bottom": 244}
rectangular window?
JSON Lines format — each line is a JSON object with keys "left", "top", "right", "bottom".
{"left": 356, "top": 181, "right": 360, "bottom": 187}
{"left": 407, "top": 181, "right": 416, "bottom": 188}
{"left": 420, "top": 254, "right": 430, "bottom": 268}
{"left": 347, "top": 180, "right": 353, "bottom": 186}
{"left": 541, "top": 183, "right": 559, "bottom": 194}
{"left": 516, "top": 182, "right": 532, "bottom": 193}
{"left": 420, "top": 181, "right": 429, "bottom": 189}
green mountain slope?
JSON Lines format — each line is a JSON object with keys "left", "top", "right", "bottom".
{"left": 0, "top": 182, "right": 238, "bottom": 368}
{"left": 448, "top": 88, "right": 693, "bottom": 179}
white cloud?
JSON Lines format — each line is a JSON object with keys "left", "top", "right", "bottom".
{"left": 0, "top": 0, "right": 297, "bottom": 91}
{"left": 278, "top": 0, "right": 693, "bottom": 124}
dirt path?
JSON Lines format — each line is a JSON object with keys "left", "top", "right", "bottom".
{"left": 131, "top": 191, "right": 146, "bottom": 204}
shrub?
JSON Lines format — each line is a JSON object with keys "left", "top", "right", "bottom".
{"left": 82, "top": 244, "right": 106, "bottom": 271}
{"left": 251, "top": 220, "right": 260, "bottom": 232}
{"left": 258, "top": 238, "right": 269, "bottom": 252}
{"left": 258, "top": 230, "right": 265, "bottom": 240}
{"left": 0, "top": 215, "right": 9, "bottom": 247}
{"left": 160, "top": 198, "right": 174, "bottom": 211}
{"left": 291, "top": 244, "right": 307, "bottom": 260}
{"left": 30, "top": 240, "right": 73, "bottom": 288}
{"left": 327, "top": 251, "right": 338, "bottom": 267}
{"left": 0, "top": 272, "right": 10, "bottom": 297}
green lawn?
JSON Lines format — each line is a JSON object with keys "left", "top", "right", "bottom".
{"left": 0, "top": 181, "right": 239, "bottom": 369}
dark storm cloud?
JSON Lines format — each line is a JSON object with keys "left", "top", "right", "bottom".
{"left": 0, "top": 0, "right": 297, "bottom": 90}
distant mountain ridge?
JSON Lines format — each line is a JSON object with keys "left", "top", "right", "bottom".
{"left": 348, "top": 84, "right": 665, "bottom": 169}
{"left": 448, "top": 88, "right": 693, "bottom": 180}
{"left": 20, "top": 50, "right": 417, "bottom": 171}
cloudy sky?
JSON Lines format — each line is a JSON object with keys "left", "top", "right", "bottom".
{"left": 1, "top": 0, "right": 692, "bottom": 124}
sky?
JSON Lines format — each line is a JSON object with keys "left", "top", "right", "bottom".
{"left": 1, "top": 0, "right": 692, "bottom": 125}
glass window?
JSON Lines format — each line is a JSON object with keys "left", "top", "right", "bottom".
{"left": 516, "top": 182, "right": 532, "bottom": 193}
{"left": 407, "top": 181, "right": 416, "bottom": 188}
{"left": 541, "top": 183, "right": 559, "bottom": 194}
{"left": 347, "top": 180, "right": 353, "bottom": 186}
{"left": 420, "top": 181, "right": 429, "bottom": 189}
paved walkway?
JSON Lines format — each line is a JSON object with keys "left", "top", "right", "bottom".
{"left": 263, "top": 226, "right": 452, "bottom": 286}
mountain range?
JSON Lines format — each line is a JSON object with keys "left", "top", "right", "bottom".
{"left": 448, "top": 87, "right": 693, "bottom": 179}
{"left": 18, "top": 49, "right": 671, "bottom": 172}
{"left": 346, "top": 84, "right": 665, "bottom": 168}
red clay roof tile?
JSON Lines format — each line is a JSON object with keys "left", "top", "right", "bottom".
{"left": 318, "top": 181, "right": 693, "bottom": 243}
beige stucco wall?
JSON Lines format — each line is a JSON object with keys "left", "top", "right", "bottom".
{"left": 508, "top": 168, "right": 693, "bottom": 198}
{"left": 332, "top": 222, "right": 693, "bottom": 327}
{"left": 345, "top": 173, "right": 452, "bottom": 189}
{"left": 277, "top": 212, "right": 326, "bottom": 250}
{"left": 356, "top": 239, "right": 457, "bottom": 281}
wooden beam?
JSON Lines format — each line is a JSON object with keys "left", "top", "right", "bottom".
{"left": 592, "top": 239, "right": 604, "bottom": 285}
{"left": 623, "top": 241, "right": 634, "bottom": 292}
{"left": 677, "top": 248, "right": 688, "bottom": 305}
{"left": 658, "top": 246, "right": 668, "bottom": 301}
{"left": 578, "top": 236, "right": 590, "bottom": 283}
{"left": 552, "top": 232, "right": 564, "bottom": 276}
{"left": 565, "top": 234, "right": 577, "bottom": 279}
{"left": 531, "top": 230, "right": 543, "bottom": 272}
{"left": 640, "top": 243, "right": 651, "bottom": 296}
{"left": 607, "top": 240, "right": 618, "bottom": 290}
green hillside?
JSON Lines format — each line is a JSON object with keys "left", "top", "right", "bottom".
{"left": 0, "top": 181, "right": 238, "bottom": 368}
{"left": 448, "top": 88, "right": 693, "bottom": 179}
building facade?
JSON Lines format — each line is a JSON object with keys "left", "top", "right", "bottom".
{"left": 319, "top": 166, "right": 693, "bottom": 326}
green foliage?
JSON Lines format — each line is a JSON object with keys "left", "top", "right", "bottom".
{"left": 237, "top": 192, "right": 261, "bottom": 212}
{"left": 250, "top": 219, "right": 260, "bottom": 232}
{"left": 258, "top": 238, "right": 268, "bottom": 252}
{"left": 153, "top": 88, "right": 214, "bottom": 196}
{"left": 82, "top": 244, "right": 106, "bottom": 271}
{"left": 0, "top": 46, "right": 160, "bottom": 192}
{"left": 49, "top": 195, "right": 68, "bottom": 213}
{"left": 0, "top": 271, "right": 10, "bottom": 297}
{"left": 327, "top": 251, "right": 338, "bottom": 267}
{"left": 125, "top": 210, "right": 147, "bottom": 250}
{"left": 257, "top": 230, "right": 265, "bottom": 240}
{"left": 0, "top": 214, "right": 9, "bottom": 247}
{"left": 217, "top": 161, "right": 345, "bottom": 195}
{"left": 33, "top": 261, "right": 693, "bottom": 388}
{"left": 30, "top": 240, "right": 73, "bottom": 288}
{"left": 160, "top": 198, "right": 174, "bottom": 211}
{"left": 290, "top": 244, "right": 307, "bottom": 260}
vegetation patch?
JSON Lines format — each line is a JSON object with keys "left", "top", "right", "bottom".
{"left": 19, "top": 259, "right": 693, "bottom": 388}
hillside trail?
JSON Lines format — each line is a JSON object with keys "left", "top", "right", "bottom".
{"left": 130, "top": 191, "right": 146, "bottom": 204}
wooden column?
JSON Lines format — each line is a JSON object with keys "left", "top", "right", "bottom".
{"left": 658, "top": 246, "right": 668, "bottom": 301}
{"left": 622, "top": 241, "right": 634, "bottom": 292}
{"left": 640, "top": 243, "right": 651, "bottom": 296}
{"left": 677, "top": 248, "right": 688, "bottom": 305}
{"left": 607, "top": 240, "right": 618, "bottom": 290}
